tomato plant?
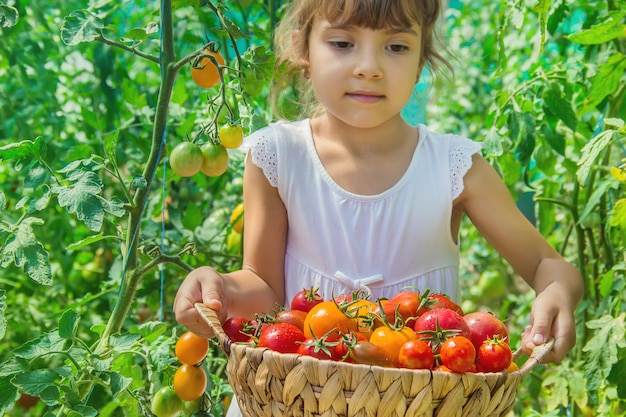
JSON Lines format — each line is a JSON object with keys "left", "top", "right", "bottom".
{"left": 169, "top": 141, "right": 203, "bottom": 177}
{"left": 173, "top": 364, "right": 208, "bottom": 402}
{"left": 258, "top": 323, "right": 306, "bottom": 354}
{"left": 151, "top": 386, "right": 184, "bottom": 417}
{"left": 191, "top": 49, "right": 225, "bottom": 88}
{"left": 219, "top": 124, "right": 244, "bottom": 149}
{"left": 440, "top": 336, "right": 476, "bottom": 373}
{"left": 201, "top": 142, "right": 229, "bottom": 176}
{"left": 175, "top": 331, "right": 209, "bottom": 366}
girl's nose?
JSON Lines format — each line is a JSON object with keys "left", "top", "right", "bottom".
{"left": 352, "top": 49, "right": 383, "bottom": 80}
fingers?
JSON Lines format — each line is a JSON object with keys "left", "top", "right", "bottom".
{"left": 521, "top": 299, "right": 576, "bottom": 364}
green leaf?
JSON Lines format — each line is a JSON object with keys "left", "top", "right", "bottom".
{"left": 12, "top": 369, "right": 60, "bottom": 396}
{"left": 610, "top": 199, "right": 626, "bottom": 236}
{"left": 60, "top": 10, "right": 104, "bottom": 46}
{"left": 109, "top": 372, "right": 132, "bottom": 397}
{"left": 582, "top": 314, "right": 626, "bottom": 391}
{"left": 136, "top": 321, "right": 168, "bottom": 343}
{"left": 577, "top": 179, "right": 618, "bottom": 224}
{"left": 0, "top": 290, "right": 5, "bottom": 341}
{"left": 13, "top": 331, "right": 66, "bottom": 360}
{"left": 51, "top": 170, "right": 124, "bottom": 232}
{"left": 0, "top": 190, "right": 6, "bottom": 212}
{"left": 0, "top": 377, "right": 19, "bottom": 415}
{"left": 70, "top": 405, "right": 98, "bottom": 417}
{"left": 607, "top": 356, "right": 626, "bottom": 399}
{"left": 532, "top": 0, "right": 551, "bottom": 55}
{"left": 24, "top": 161, "right": 49, "bottom": 189}
{"left": 543, "top": 83, "right": 578, "bottom": 131}
{"left": 583, "top": 53, "right": 626, "bottom": 113}
{"left": 0, "top": 218, "right": 52, "bottom": 285}
{"left": 0, "top": 4, "right": 18, "bottom": 28}
{"left": 59, "top": 309, "right": 80, "bottom": 340}
{"left": 567, "top": 11, "right": 626, "bottom": 45}
{"left": 0, "top": 137, "right": 46, "bottom": 162}
{"left": 109, "top": 333, "right": 140, "bottom": 350}
{"left": 577, "top": 129, "right": 615, "bottom": 184}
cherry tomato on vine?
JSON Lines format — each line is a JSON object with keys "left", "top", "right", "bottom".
{"left": 397, "top": 339, "right": 434, "bottom": 370}
{"left": 173, "top": 364, "right": 207, "bottom": 401}
{"left": 151, "top": 386, "right": 184, "bottom": 417}
{"left": 219, "top": 124, "right": 244, "bottom": 149}
{"left": 175, "top": 331, "right": 209, "bottom": 366}
{"left": 477, "top": 337, "right": 512, "bottom": 372}
{"left": 229, "top": 202, "right": 244, "bottom": 234}
{"left": 169, "top": 141, "right": 203, "bottom": 177}
{"left": 200, "top": 142, "right": 229, "bottom": 176}
{"left": 440, "top": 336, "right": 476, "bottom": 373}
{"left": 222, "top": 316, "right": 250, "bottom": 343}
{"left": 191, "top": 50, "right": 225, "bottom": 88}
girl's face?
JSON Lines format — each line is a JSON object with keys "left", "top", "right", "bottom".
{"left": 306, "top": 17, "right": 423, "bottom": 129}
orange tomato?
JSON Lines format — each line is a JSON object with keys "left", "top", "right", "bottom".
{"left": 191, "top": 50, "right": 225, "bottom": 88}
{"left": 173, "top": 364, "right": 207, "bottom": 401}
{"left": 369, "top": 325, "right": 417, "bottom": 366}
{"left": 346, "top": 299, "right": 377, "bottom": 338}
{"left": 303, "top": 301, "right": 358, "bottom": 339}
{"left": 175, "top": 331, "right": 209, "bottom": 366}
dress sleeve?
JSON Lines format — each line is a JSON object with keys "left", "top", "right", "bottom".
{"left": 449, "top": 136, "right": 483, "bottom": 200}
{"left": 238, "top": 125, "right": 279, "bottom": 187}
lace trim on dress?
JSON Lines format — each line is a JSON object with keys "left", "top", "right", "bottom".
{"left": 239, "top": 129, "right": 279, "bottom": 187}
{"left": 449, "top": 139, "right": 483, "bottom": 200}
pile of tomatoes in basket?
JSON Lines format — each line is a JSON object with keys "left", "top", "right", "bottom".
{"left": 222, "top": 288, "right": 516, "bottom": 373}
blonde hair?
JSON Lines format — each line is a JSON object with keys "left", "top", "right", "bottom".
{"left": 271, "top": 0, "right": 451, "bottom": 119}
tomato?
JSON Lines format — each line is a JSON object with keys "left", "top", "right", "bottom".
{"left": 226, "top": 230, "right": 242, "bottom": 254}
{"left": 397, "top": 339, "right": 434, "bottom": 369}
{"left": 173, "top": 364, "right": 207, "bottom": 401}
{"left": 200, "top": 142, "right": 229, "bottom": 176}
{"left": 222, "top": 316, "right": 251, "bottom": 343}
{"left": 347, "top": 299, "right": 378, "bottom": 337}
{"left": 151, "top": 386, "right": 184, "bottom": 417}
{"left": 16, "top": 393, "right": 39, "bottom": 410}
{"left": 182, "top": 397, "right": 202, "bottom": 415}
{"left": 368, "top": 325, "right": 417, "bottom": 366}
{"left": 291, "top": 287, "right": 324, "bottom": 313}
{"left": 297, "top": 337, "right": 342, "bottom": 361}
{"left": 229, "top": 202, "right": 244, "bottom": 234}
{"left": 191, "top": 49, "right": 225, "bottom": 88}
{"left": 414, "top": 308, "right": 470, "bottom": 353}
{"left": 349, "top": 341, "right": 396, "bottom": 367}
{"left": 175, "top": 331, "right": 209, "bottom": 366}
{"left": 426, "top": 293, "right": 464, "bottom": 315}
{"left": 258, "top": 323, "right": 306, "bottom": 354}
{"left": 439, "top": 336, "right": 476, "bottom": 373}
{"left": 169, "top": 142, "right": 203, "bottom": 177}
{"left": 219, "top": 124, "right": 244, "bottom": 149}
{"left": 476, "top": 337, "right": 512, "bottom": 372}
{"left": 506, "top": 361, "right": 519, "bottom": 372}
{"left": 384, "top": 290, "right": 427, "bottom": 328}
{"left": 275, "top": 309, "right": 308, "bottom": 332}
{"left": 476, "top": 271, "right": 506, "bottom": 299}
{"left": 303, "top": 300, "right": 358, "bottom": 339}
{"left": 463, "top": 311, "right": 509, "bottom": 350}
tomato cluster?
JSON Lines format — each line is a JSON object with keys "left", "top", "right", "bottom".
{"left": 223, "top": 288, "right": 515, "bottom": 373}
{"left": 151, "top": 331, "right": 210, "bottom": 417}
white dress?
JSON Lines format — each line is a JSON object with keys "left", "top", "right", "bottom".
{"left": 226, "top": 119, "right": 482, "bottom": 417}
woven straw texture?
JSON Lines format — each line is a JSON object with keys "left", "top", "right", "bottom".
{"left": 196, "top": 303, "right": 553, "bottom": 417}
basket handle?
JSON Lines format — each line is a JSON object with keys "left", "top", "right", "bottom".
{"left": 515, "top": 337, "right": 555, "bottom": 377}
{"left": 195, "top": 303, "right": 232, "bottom": 355}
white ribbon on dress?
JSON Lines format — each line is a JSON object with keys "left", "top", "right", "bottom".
{"left": 333, "top": 271, "right": 384, "bottom": 295}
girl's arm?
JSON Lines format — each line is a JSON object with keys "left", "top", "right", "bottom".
{"left": 174, "top": 155, "right": 288, "bottom": 337}
{"left": 456, "top": 154, "right": 583, "bottom": 363}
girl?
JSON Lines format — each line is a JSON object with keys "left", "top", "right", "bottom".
{"left": 174, "top": 2, "right": 582, "bottom": 413}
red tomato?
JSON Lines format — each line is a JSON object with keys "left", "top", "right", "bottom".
{"left": 463, "top": 311, "right": 509, "bottom": 350}
{"left": 385, "top": 291, "right": 428, "bottom": 328}
{"left": 258, "top": 323, "right": 306, "bottom": 354}
{"left": 413, "top": 308, "right": 470, "bottom": 353}
{"left": 222, "top": 317, "right": 251, "bottom": 343}
{"left": 397, "top": 339, "right": 434, "bottom": 369}
{"left": 296, "top": 338, "right": 342, "bottom": 361}
{"left": 426, "top": 293, "right": 464, "bottom": 315}
{"left": 291, "top": 287, "right": 324, "bottom": 312}
{"left": 477, "top": 338, "right": 512, "bottom": 372}
{"left": 440, "top": 336, "right": 476, "bottom": 373}
{"left": 275, "top": 309, "right": 308, "bottom": 332}
{"left": 303, "top": 301, "right": 358, "bottom": 339}
{"left": 349, "top": 341, "right": 396, "bottom": 368}
{"left": 369, "top": 325, "right": 417, "bottom": 366}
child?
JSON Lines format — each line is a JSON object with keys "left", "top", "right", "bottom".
{"left": 174, "top": 1, "right": 582, "bottom": 413}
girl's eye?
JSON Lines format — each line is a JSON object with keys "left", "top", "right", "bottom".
{"left": 387, "top": 44, "right": 409, "bottom": 52}
{"left": 330, "top": 41, "right": 353, "bottom": 49}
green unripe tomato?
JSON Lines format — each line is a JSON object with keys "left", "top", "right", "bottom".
{"left": 200, "top": 142, "right": 229, "bottom": 176}
{"left": 151, "top": 386, "right": 184, "bottom": 417}
{"left": 169, "top": 142, "right": 203, "bottom": 177}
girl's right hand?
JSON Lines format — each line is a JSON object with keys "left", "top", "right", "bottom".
{"left": 173, "top": 266, "right": 229, "bottom": 339}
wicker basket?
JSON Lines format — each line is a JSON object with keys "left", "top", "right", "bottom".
{"left": 196, "top": 303, "right": 553, "bottom": 417}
